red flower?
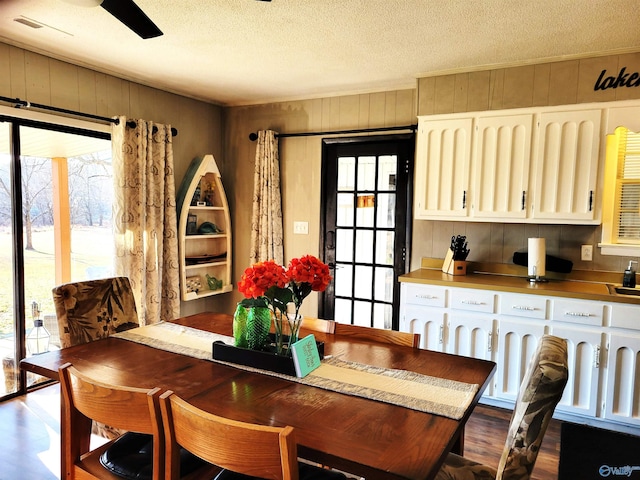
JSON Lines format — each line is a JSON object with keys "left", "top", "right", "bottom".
{"left": 287, "top": 255, "right": 331, "bottom": 292}
{"left": 238, "top": 260, "right": 288, "bottom": 299}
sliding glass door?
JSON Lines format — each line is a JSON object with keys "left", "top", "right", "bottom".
{"left": 0, "top": 117, "right": 111, "bottom": 399}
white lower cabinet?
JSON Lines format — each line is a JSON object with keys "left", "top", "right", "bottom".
{"left": 494, "top": 318, "right": 546, "bottom": 403}
{"left": 401, "top": 304, "right": 446, "bottom": 351}
{"left": 400, "top": 280, "right": 640, "bottom": 429}
{"left": 548, "top": 324, "right": 604, "bottom": 418}
{"left": 604, "top": 333, "right": 640, "bottom": 427}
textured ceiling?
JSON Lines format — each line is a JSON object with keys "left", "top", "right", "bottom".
{"left": 0, "top": 0, "right": 639, "bottom": 107}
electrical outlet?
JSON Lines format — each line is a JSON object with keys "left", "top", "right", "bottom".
{"left": 581, "top": 244, "right": 593, "bottom": 262}
{"left": 293, "top": 221, "right": 309, "bottom": 235}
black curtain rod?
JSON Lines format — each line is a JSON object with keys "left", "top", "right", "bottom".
{"left": 0, "top": 95, "right": 177, "bottom": 137}
{"left": 248, "top": 124, "right": 417, "bottom": 141}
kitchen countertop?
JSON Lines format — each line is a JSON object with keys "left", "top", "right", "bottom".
{"left": 399, "top": 265, "right": 640, "bottom": 305}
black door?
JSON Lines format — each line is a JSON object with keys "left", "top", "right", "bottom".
{"left": 319, "top": 134, "right": 414, "bottom": 330}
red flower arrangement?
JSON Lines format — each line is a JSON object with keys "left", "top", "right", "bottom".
{"left": 238, "top": 255, "right": 332, "bottom": 353}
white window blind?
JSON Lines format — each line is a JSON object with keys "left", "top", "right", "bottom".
{"left": 616, "top": 128, "right": 640, "bottom": 241}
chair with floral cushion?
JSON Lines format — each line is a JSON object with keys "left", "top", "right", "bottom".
{"left": 52, "top": 276, "right": 139, "bottom": 439}
{"left": 52, "top": 276, "right": 139, "bottom": 349}
{"left": 435, "top": 334, "right": 569, "bottom": 480}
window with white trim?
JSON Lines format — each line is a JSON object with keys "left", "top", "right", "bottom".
{"left": 600, "top": 126, "right": 640, "bottom": 256}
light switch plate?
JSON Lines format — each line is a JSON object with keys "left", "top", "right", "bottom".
{"left": 293, "top": 221, "right": 309, "bottom": 235}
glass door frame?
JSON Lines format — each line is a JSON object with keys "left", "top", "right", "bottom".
{"left": 319, "top": 134, "right": 414, "bottom": 330}
{"left": 1, "top": 113, "right": 110, "bottom": 399}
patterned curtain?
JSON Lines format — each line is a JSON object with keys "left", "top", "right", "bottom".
{"left": 250, "top": 130, "right": 284, "bottom": 264}
{"left": 111, "top": 116, "right": 180, "bottom": 325}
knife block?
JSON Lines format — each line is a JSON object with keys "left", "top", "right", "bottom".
{"left": 442, "top": 248, "right": 467, "bottom": 276}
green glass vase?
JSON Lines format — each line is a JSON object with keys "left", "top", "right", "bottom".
{"left": 232, "top": 303, "right": 248, "bottom": 348}
{"left": 246, "top": 306, "right": 271, "bottom": 350}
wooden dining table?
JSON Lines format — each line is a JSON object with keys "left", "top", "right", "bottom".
{"left": 20, "top": 312, "right": 496, "bottom": 480}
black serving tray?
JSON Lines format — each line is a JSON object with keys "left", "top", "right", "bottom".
{"left": 212, "top": 334, "right": 324, "bottom": 377}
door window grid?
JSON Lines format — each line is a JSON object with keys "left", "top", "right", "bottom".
{"left": 334, "top": 153, "right": 397, "bottom": 328}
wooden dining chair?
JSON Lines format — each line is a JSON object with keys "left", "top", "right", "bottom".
{"left": 334, "top": 322, "right": 420, "bottom": 348}
{"left": 160, "top": 390, "right": 348, "bottom": 480}
{"left": 58, "top": 362, "right": 164, "bottom": 480}
{"left": 435, "top": 334, "right": 569, "bottom": 480}
{"left": 300, "top": 317, "right": 336, "bottom": 334}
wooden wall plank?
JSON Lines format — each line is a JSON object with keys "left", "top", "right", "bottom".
{"left": 434, "top": 74, "right": 455, "bottom": 114}
{"left": 502, "top": 65, "right": 535, "bottom": 109}
{"left": 489, "top": 69, "right": 504, "bottom": 110}
{"left": 0, "top": 43, "right": 10, "bottom": 97}
{"left": 532, "top": 64, "right": 551, "bottom": 106}
{"left": 9, "top": 46, "right": 26, "bottom": 99}
{"left": 49, "top": 59, "right": 79, "bottom": 111}
{"left": 338, "top": 94, "right": 360, "bottom": 130}
{"left": 358, "top": 93, "right": 370, "bottom": 128}
{"left": 395, "top": 89, "right": 415, "bottom": 125}
{"left": 467, "top": 71, "right": 491, "bottom": 112}
{"left": 417, "top": 77, "right": 436, "bottom": 115}
{"left": 368, "top": 92, "right": 386, "bottom": 127}
{"left": 24, "top": 51, "right": 50, "bottom": 104}
{"left": 548, "top": 60, "right": 579, "bottom": 105}
{"left": 77, "top": 67, "right": 97, "bottom": 116}
{"left": 453, "top": 73, "right": 469, "bottom": 113}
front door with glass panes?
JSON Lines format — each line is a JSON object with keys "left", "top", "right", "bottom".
{"left": 320, "top": 135, "right": 413, "bottom": 330}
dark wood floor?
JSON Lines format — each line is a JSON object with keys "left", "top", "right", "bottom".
{"left": 0, "top": 384, "right": 562, "bottom": 480}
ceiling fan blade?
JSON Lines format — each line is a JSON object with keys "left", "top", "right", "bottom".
{"left": 100, "top": 0, "right": 162, "bottom": 39}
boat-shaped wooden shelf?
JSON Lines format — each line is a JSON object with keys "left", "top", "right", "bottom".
{"left": 176, "top": 154, "right": 233, "bottom": 301}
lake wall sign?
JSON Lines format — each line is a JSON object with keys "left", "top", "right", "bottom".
{"left": 594, "top": 67, "right": 640, "bottom": 91}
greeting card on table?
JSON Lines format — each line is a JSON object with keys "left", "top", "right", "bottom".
{"left": 291, "top": 334, "right": 321, "bottom": 378}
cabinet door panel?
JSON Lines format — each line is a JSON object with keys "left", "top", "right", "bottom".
{"left": 604, "top": 333, "right": 640, "bottom": 426}
{"left": 400, "top": 304, "right": 446, "bottom": 351}
{"left": 447, "top": 314, "right": 494, "bottom": 360}
{"left": 414, "top": 118, "right": 472, "bottom": 219}
{"left": 533, "top": 110, "right": 601, "bottom": 221}
{"left": 473, "top": 115, "right": 533, "bottom": 219}
{"left": 549, "top": 324, "right": 603, "bottom": 418}
{"left": 495, "top": 319, "right": 546, "bottom": 402}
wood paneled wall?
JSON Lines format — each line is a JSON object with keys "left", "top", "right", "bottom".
{"left": 418, "top": 53, "right": 640, "bottom": 115}
{"left": 0, "top": 42, "right": 228, "bottom": 316}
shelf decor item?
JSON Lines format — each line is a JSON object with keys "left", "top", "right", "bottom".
{"left": 237, "top": 255, "right": 331, "bottom": 356}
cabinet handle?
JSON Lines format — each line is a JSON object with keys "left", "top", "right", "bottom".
{"left": 462, "top": 190, "right": 467, "bottom": 209}
{"left": 512, "top": 305, "right": 535, "bottom": 311}
{"left": 594, "top": 344, "right": 601, "bottom": 368}
{"left": 589, "top": 190, "right": 594, "bottom": 212}
{"left": 461, "top": 300, "right": 483, "bottom": 305}
{"left": 417, "top": 294, "right": 438, "bottom": 299}
{"left": 487, "top": 332, "right": 493, "bottom": 352}
{"left": 564, "top": 311, "right": 591, "bottom": 317}
{"left": 521, "top": 191, "right": 526, "bottom": 211}
{"left": 438, "top": 324, "right": 444, "bottom": 344}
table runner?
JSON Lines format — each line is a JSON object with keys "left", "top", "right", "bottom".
{"left": 113, "top": 322, "right": 479, "bottom": 420}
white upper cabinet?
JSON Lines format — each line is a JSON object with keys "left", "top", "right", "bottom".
{"left": 414, "top": 104, "right": 607, "bottom": 224}
{"left": 532, "top": 109, "right": 601, "bottom": 222}
{"left": 414, "top": 117, "right": 472, "bottom": 219}
{"left": 473, "top": 114, "right": 533, "bottom": 220}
